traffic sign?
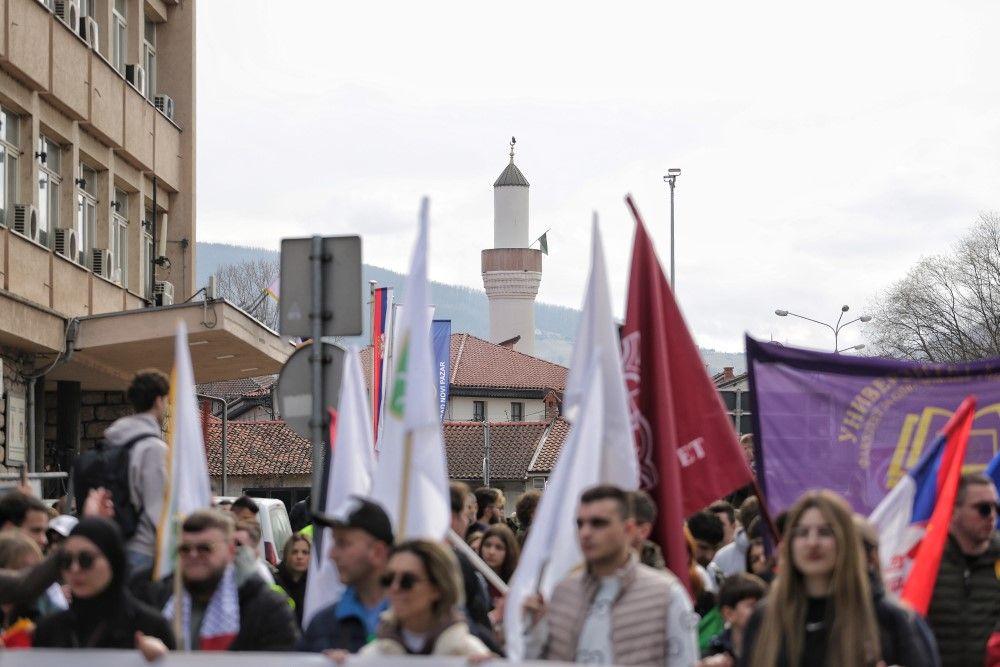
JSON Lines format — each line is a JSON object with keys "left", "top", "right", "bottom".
{"left": 279, "top": 236, "right": 363, "bottom": 338}
{"left": 275, "top": 341, "right": 346, "bottom": 440}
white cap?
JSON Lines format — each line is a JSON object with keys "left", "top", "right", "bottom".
{"left": 48, "top": 515, "right": 79, "bottom": 537}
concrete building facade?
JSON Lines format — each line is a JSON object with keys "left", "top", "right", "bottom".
{"left": 0, "top": 0, "right": 288, "bottom": 490}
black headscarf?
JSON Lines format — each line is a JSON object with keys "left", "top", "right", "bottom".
{"left": 66, "top": 518, "right": 128, "bottom": 646}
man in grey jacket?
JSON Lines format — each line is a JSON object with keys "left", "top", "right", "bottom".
{"left": 102, "top": 369, "right": 170, "bottom": 572}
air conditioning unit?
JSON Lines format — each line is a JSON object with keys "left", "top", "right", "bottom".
{"left": 154, "top": 281, "right": 175, "bottom": 307}
{"left": 125, "top": 64, "right": 146, "bottom": 95}
{"left": 55, "top": 0, "right": 78, "bottom": 28}
{"left": 13, "top": 205, "right": 39, "bottom": 242}
{"left": 92, "top": 248, "right": 112, "bottom": 279}
{"left": 153, "top": 95, "right": 175, "bottom": 121}
{"left": 78, "top": 16, "right": 99, "bottom": 51}
{"left": 54, "top": 228, "right": 78, "bottom": 260}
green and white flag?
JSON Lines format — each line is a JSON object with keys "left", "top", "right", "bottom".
{"left": 537, "top": 231, "right": 548, "bottom": 255}
{"left": 370, "top": 198, "right": 450, "bottom": 541}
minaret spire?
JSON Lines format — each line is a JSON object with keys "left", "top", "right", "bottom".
{"left": 483, "top": 137, "right": 542, "bottom": 355}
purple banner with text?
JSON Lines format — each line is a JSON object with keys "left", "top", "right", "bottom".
{"left": 746, "top": 336, "right": 1000, "bottom": 515}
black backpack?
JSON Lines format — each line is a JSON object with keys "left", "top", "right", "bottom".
{"left": 72, "top": 434, "right": 150, "bottom": 538}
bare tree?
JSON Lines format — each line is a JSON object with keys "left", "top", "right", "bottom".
{"left": 215, "top": 258, "right": 279, "bottom": 330}
{"left": 865, "top": 212, "right": 1000, "bottom": 361}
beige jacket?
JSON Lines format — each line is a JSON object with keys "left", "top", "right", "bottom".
{"left": 359, "top": 611, "right": 490, "bottom": 657}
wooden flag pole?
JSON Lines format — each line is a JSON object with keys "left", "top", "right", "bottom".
{"left": 172, "top": 513, "right": 184, "bottom": 648}
{"left": 397, "top": 431, "right": 414, "bottom": 542}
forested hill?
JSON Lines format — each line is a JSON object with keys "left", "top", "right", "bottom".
{"left": 197, "top": 242, "right": 744, "bottom": 372}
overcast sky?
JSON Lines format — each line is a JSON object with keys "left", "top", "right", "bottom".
{"left": 196, "top": 1, "right": 1000, "bottom": 353}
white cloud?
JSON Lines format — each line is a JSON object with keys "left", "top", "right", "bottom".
{"left": 197, "top": 0, "right": 1000, "bottom": 353}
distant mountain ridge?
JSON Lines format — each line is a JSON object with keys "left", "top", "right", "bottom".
{"left": 196, "top": 242, "right": 745, "bottom": 373}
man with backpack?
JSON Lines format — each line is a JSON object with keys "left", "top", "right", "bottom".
{"left": 74, "top": 370, "right": 169, "bottom": 574}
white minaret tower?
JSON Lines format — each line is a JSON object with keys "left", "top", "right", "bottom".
{"left": 482, "top": 138, "right": 542, "bottom": 355}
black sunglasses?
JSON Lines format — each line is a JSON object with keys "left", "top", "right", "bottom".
{"left": 576, "top": 517, "right": 612, "bottom": 530}
{"left": 379, "top": 571, "right": 423, "bottom": 591}
{"left": 971, "top": 501, "right": 1000, "bottom": 518}
{"left": 59, "top": 550, "right": 98, "bottom": 571}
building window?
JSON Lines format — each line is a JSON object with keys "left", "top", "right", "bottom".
{"left": 0, "top": 108, "right": 18, "bottom": 227}
{"left": 111, "top": 188, "right": 128, "bottom": 286}
{"left": 720, "top": 388, "right": 753, "bottom": 436}
{"left": 140, "top": 207, "right": 153, "bottom": 297}
{"left": 532, "top": 477, "right": 546, "bottom": 490}
{"left": 112, "top": 0, "right": 127, "bottom": 74}
{"left": 80, "top": 0, "right": 95, "bottom": 17}
{"left": 37, "top": 135, "right": 61, "bottom": 247}
{"left": 143, "top": 18, "right": 156, "bottom": 100}
{"left": 473, "top": 401, "right": 485, "bottom": 422}
{"left": 510, "top": 402, "right": 523, "bottom": 421}
{"left": 76, "top": 164, "right": 97, "bottom": 266}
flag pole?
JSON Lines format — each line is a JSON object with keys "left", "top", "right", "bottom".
{"left": 447, "top": 529, "right": 508, "bottom": 593}
{"left": 172, "top": 512, "right": 184, "bottom": 648}
{"left": 369, "top": 280, "right": 378, "bottom": 440}
{"left": 397, "top": 430, "right": 413, "bottom": 541}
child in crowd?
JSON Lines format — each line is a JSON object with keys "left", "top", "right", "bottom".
{"left": 703, "top": 573, "right": 767, "bottom": 663}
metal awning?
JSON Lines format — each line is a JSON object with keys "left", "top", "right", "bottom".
{"left": 47, "top": 300, "right": 291, "bottom": 390}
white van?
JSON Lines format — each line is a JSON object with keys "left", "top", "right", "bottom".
{"left": 214, "top": 496, "right": 293, "bottom": 565}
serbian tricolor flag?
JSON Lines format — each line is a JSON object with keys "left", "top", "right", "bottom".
{"left": 621, "top": 196, "right": 755, "bottom": 586}
{"left": 869, "top": 396, "right": 975, "bottom": 615}
{"left": 370, "top": 286, "right": 393, "bottom": 442}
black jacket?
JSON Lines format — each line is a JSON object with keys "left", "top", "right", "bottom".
{"left": 741, "top": 593, "right": 935, "bottom": 667}
{"left": 141, "top": 573, "right": 299, "bottom": 651}
{"left": 33, "top": 592, "right": 176, "bottom": 649}
{"left": 927, "top": 533, "right": 1000, "bottom": 667}
{"left": 297, "top": 600, "right": 371, "bottom": 653}
{"left": 273, "top": 565, "right": 307, "bottom": 629}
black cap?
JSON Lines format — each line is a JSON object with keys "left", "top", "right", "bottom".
{"left": 314, "top": 495, "right": 394, "bottom": 545}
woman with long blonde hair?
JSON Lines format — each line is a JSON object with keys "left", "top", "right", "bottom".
{"left": 740, "top": 490, "right": 881, "bottom": 666}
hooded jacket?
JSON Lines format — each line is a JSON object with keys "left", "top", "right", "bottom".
{"left": 101, "top": 412, "right": 167, "bottom": 558}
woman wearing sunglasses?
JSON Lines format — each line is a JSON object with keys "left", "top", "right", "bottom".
{"left": 360, "top": 539, "right": 492, "bottom": 658}
{"left": 32, "top": 518, "right": 175, "bottom": 659}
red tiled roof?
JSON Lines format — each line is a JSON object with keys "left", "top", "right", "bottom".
{"left": 444, "top": 421, "right": 550, "bottom": 481}
{"left": 197, "top": 376, "right": 277, "bottom": 404}
{"left": 360, "top": 333, "right": 566, "bottom": 392}
{"left": 527, "top": 418, "right": 570, "bottom": 474}
{"left": 204, "top": 419, "right": 311, "bottom": 476}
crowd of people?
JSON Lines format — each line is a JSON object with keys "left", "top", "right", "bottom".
{"left": 0, "top": 369, "right": 998, "bottom": 666}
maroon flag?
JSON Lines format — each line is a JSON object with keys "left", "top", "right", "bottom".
{"left": 622, "top": 195, "right": 755, "bottom": 582}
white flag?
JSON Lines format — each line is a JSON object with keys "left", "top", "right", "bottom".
{"left": 370, "top": 198, "right": 450, "bottom": 540}
{"left": 302, "top": 346, "right": 376, "bottom": 627}
{"left": 154, "top": 322, "right": 213, "bottom": 579}
{"left": 504, "top": 216, "right": 639, "bottom": 661}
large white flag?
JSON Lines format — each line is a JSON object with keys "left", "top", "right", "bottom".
{"left": 154, "top": 322, "right": 213, "bottom": 579}
{"left": 370, "top": 198, "right": 450, "bottom": 540}
{"left": 504, "top": 217, "right": 639, "bottom": 660}
{"left": 302, "top": 346, "right": 376, "bottom": 626}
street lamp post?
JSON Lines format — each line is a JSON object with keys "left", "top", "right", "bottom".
{"left": 774, "top": 305, "right": 872, "bottom": 353}
{"left": 663, "top": 168, "right": 681, "bottom": 288}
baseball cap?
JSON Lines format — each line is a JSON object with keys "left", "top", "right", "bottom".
{"left": 314, "top": 496, "right": 394, "bottom": 545}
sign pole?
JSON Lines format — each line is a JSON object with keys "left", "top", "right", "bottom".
{"left": 309, "top": 235, "right": 326, "bottom": 513}
{"left": 397, "top": 431, "right": 413, "bottom": 542}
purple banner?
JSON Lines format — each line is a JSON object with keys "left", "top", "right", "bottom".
{"left": 746, "top": 336, "right": 1000, "bottom": 515}
{"left": 432, "top": 319, "right": 452, "bottom": 423}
